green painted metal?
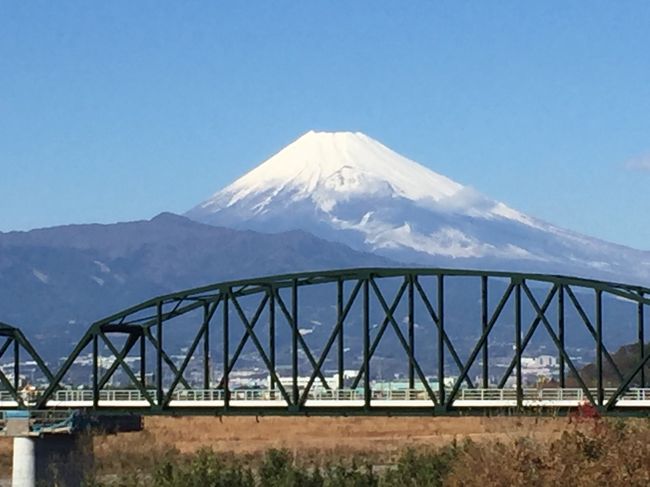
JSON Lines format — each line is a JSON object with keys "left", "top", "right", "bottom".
{"left": 0, "top": 322, "right": 54, "bottom": 407}
{"left": 77, "top": 268, "right": 650, "bottom": 331}
{"left": 2, "top": 268, "right": 650, "bottom": 416}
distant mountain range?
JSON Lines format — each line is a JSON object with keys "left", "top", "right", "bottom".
{"left": 187, "top": 131, "right": 650, "bottom": 284}
{"left": 0, "top": 212, "right": 390, "bottom": 356}
{"left": 3, "top": 130, "right": 649, "bottom": 361}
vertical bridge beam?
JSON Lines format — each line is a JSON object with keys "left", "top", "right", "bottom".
{"left": 408, "top": 274, "right": 415, "bottom": 389}
{"left": 337, "top": 279, "right": 344, "bottom": 390}
{"left": 92, "top": 335, "right": 98, "bottom": 408}
{"left": 438, "top": 274, "right": 445, "bottom": 405}
{"left": 639, "top": 292, "right": 645, "bottom": 388}
{"left": 596, "top": 290, "right": 603, "bottom": 407}
{"left": 481, "top": 275, "right": 488, "bottom": 388}
{"left": 269, "top": 289, "right": 276, "bottom": 391}
{"left": 363, "top": 278, "right": 370, "bottom": 409}
{"left": 223, "top": 292, "right": 230, "bottom": 409}
{"left": 558, "top": 285, "right": 566, "bottom": 388}
{"left": 156, "top": 301, "right": 163, "bottom": 408}
{"left": 515, "top": 280, "right": 523, "bottom": 408}
{"left": 13, "top": 338, "right": 19, "bottom": 392}
{"left": 139, "top": 333, "right": 146, "bottom": 388}
{"left": 203, "top": 302, "right": 210, "bottom": 390}
{"left": 292, "top": 280, "right": 299, "bottom": 408}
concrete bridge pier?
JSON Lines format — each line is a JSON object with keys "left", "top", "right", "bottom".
{"left": 2, "top": 410, "right": 142, "bottom": 487}
{"left": 12, "top": 437, "right": 35, "bottom": 487}
{"left": 11, "top": 433, "right": 93, "bottom": 487}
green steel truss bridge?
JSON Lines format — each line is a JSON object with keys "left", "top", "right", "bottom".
{"left": 1, "top": 268, "right": 650, "bottom": 416}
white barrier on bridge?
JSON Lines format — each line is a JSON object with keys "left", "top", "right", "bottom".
{"left": 5, "top": 388, "right": 650, "bottom": 409}
{"left": 2, "top": 388, "right": 650, "bottom": 410}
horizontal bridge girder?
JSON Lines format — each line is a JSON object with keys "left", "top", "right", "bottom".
{"left": 92, "top": 268, "right": 650, "bottom": 328}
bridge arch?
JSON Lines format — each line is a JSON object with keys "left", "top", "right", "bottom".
{"left": 23, "top": 268, "right": 650, "bottom": 414}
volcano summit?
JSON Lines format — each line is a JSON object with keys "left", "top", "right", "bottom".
{"left": 187, "top": 131, "right": 650, "bottom": 283}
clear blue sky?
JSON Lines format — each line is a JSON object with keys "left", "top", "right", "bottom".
{"left": 1, "top": 1, "right": 649, "bottom": 250}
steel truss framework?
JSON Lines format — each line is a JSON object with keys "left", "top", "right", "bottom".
{"left": 3, "top": 269, "right": 650, "bottom": 416}
{"left": 0, "top": 322, "right": 54, "bottom": 407}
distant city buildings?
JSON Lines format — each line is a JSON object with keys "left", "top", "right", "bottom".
{"left": 0, "top": 349, "right": 588, "bottom": 394}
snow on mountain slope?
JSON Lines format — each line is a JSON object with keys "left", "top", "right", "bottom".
{"left": 195, "top": 131, "right": 534, "bottom": 224}
{"left": 201, "top": 131, "right": 461, "bottom": 209}
{"left": 186, "top": 131, "right": 650, "bottom": 284}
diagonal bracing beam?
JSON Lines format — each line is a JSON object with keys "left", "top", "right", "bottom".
{"left": 228, "top": 291, "right": 292, "bottom": 405}
{"left": 350, "top": 278, "right": 409, "bottom": 389}
{"left": 274, "top": 289, "right": 331, "bottom": 390}
{"left": 565, "top": 286, "right": 624, "bottom": 383}
{"left": 0, "top": 363, "right": 24, "bottom": 407}
{"left": 497, "top": 285, "right": 558, "bottom": 388}
{"left": 605, "top": 351, "right": 650, "bottom": 410}
{"left": 298, "top": 280, "right": 364, "bottom": 405}
{"left": 370, "top": 277, "right": 438, "bottom": 405}
{"left": 163, "top": 320, "right": 212, "bottom": 406}
{"left": 217, "top": 294, "right": 269, "bottom": 389}
{"left": 522, "top": 283, "right": 597, "bottom": 406}
{"left": 414, "top": 277, "right": 474, "bottom": 388}
{"left": 97, "top": 333, "right": 141, "bottom": 390}
{"left": 143, "top": 329, "right": 192, "bottom": 390}
{"left": 0, "top": 337, "right": 13, "bottom": 360}
{"left": 446, "top": 282, "right": 516, "bottom": 407}
{"left": 35, "top": 333, "right": 93, "bottom": 409}
{"left": 98, "top": 332, "right": 156, "bottom": 406}
{"left": 163, "top": 297, "right": 222, "bottom": 402}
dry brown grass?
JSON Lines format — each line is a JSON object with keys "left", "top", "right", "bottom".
{"left": 446, "top": 420, "right": 650, "bottom": 486}
{"left": 0, "top": 414, "right": 626, "bottom": 480}
{"left": 0, "top": 437, "right": 10, "bottom": 474}
{"left": 94, "top": 415, "right": 569, "bottom": 461}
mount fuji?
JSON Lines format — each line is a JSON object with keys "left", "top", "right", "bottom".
{"left": 187, "top": 131, "right": 650, "bottom": 284}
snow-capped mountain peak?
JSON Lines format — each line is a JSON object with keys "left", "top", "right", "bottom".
{"left": 186, "top": 131, "right": 650, "bottom": 284}
{"left": 194, "top": 131, "right": 533, "bottom": 224}
{"left": 197, "top": 131, "right": 471, "bottom": 213}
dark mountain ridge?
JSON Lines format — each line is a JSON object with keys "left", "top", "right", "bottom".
{"left": 0, "top": 213, "right": 393, "bottom": 357}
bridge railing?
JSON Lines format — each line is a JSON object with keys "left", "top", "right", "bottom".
{"left": 51, "top": 389, "right": 157, "bottom": 403}
{"left": 170, "top": 389, "right": 224, "bottom": 402}
{"left": 370, "top": 389, "right": 428, "bottom": 401}
{"left": 4, "top": 387, "right": 650, "bottom": 408}
{"left": 457, "top": 388, "right": 589, "bottom": 401}
{"left": 46, "top": 387, "right": 650, "bottom": 403}
{"left": 306, "top": 389, "right": 364, "bottom": 401}
{"left": 0, "top": 391, "right": 16, "bottom": 402}
{"left": 457, "top": 388, "right": 650, "bottom": 402}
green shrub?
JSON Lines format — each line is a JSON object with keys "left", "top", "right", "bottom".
{"left": 257, "top": 448, "right": 323, "bottom": 487}
{"left": 153, "top": 448, "right": 254, "bottom": 487}
{"left": 381, "top": 442, "right": 463, "bottom": 487}
{"left": 321, "top": 462, "right": 377, "bottom": 487}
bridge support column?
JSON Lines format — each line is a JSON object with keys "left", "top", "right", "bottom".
{"left": 12, "top": 437, "right": 35, "bottom": 487}
{"left": 11, "top": 434, "right": 93, "bottom": 487}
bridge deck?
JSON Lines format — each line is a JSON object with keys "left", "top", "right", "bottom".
{"left": 2, "top": 388, "right": 649, "bottom": 411}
